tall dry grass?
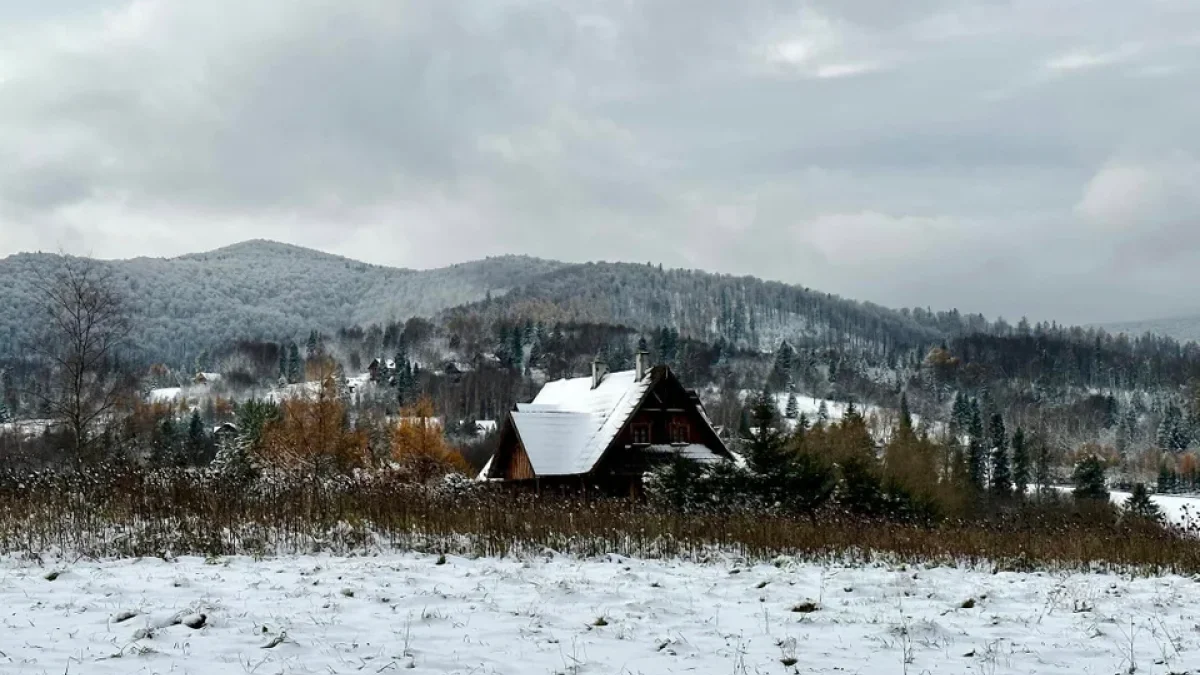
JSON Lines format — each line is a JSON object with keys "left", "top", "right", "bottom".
{"left": 1, "top": 466, "right": 1198, "bottom": 574}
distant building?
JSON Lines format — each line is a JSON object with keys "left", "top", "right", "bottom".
{"left": 480, "top": 352, "right": 733, "bottom": 495}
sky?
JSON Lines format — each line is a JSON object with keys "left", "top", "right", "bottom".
{"left": 1, "top": 1, "right": 1199, "bottom": 326}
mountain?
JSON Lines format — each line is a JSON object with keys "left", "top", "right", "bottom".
{"left": 0, "top": 241, "right": 565, "bottom": 364}
{"left": 0, "top": 240, "right": 1123, "bottom": 378}
{"left": 1102, "top": 315, "right": 1200, "bottom": 344}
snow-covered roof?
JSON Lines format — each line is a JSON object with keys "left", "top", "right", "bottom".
{"left": 644, "top": 444, "right": 726, "bottom": 464}
{"left": 508, "top": 369, "right": 653, "bottom": 476}
{"left": 475, "top": 420, "right": 498, "bottom": 433}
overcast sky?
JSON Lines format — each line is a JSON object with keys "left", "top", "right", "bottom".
{"left": 2, "top": 1, "right": 1199, "bottom": 325}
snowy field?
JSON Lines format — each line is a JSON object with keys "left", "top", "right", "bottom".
{"left": 3, "top": 553, "right": 1200, "bottom": 674}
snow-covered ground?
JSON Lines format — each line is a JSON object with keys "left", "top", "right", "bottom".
{"left": 1112, "top": 490, "right": 1200, "bottom": 529}
{"left": 3, "top": 552, "right": 1200, "bottom": 674}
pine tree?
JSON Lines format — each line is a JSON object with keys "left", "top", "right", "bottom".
{"left": 967, "top": 400, "right": 987, "bottom": 491}
{"left": 817, "top": 400, "right": 830, "bottom": 425}
{"left": 1072, "top": 455, "right": 1109, "bottom": 502}
{"left": 1123, "top": 483, "right": 1163, "bottom": 523}
{"left": 1011, "top": 427, "right": 1030, "bottom": 496}
{"left": 989, "top": 413, "right": 1011, "bottom": 496}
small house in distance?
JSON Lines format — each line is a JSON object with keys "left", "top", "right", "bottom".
{"left": 480, "top": 351, "right": 734, "bottom": 495}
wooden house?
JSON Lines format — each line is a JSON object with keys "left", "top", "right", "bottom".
{"left": 479, "top": 351, "right": 734, "bottom": 495}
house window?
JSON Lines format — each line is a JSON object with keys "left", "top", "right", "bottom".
{"left": 631, "top": 423, "right": 651, "bottom": 445}
{"left": 670, "top": 421, "right": 689, "bottom": 445}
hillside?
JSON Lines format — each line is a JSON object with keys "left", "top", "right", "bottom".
{"left": 0, "top": 242, "right": 565, "bottom": 363}
{"left": 1103, "top": 314, "right": 1200, "bottom": 344}
{"left": 0, "top": 241, "right": 980, "bottom": 365}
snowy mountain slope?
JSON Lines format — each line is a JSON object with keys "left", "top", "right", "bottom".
{"left": 3, "top": 552, "right": 1199, "bottom": 674}
{"left": 0, "top": 242, "right": 565, "bottom": 363}
{"left": 1104, "top": 313, "right": 1200, "bottom": 343}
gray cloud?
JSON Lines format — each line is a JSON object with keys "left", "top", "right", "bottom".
{"left": 2, "top": 0, "right": 1200, "bottom": 325}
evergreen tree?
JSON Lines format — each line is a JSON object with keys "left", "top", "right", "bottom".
{"left": 1033, "top": 434, "right": 1053, "bottom": 495}
{"left": 746, "top": 388, "right": 785, "bottom": 474}
{"left": 1123, "top": 483, "right": 1163, "bottom": 524}
{"left": 306, "top": 330, "right": 324, "bottom": 360}
{"left": 1157, "top": 404, "right": 1186, "bottom": 452}
{"left": 211, "top": 433, "right": 258, "bottom": 484}
{"left": 154, "top": 416, "right": 180, "bottom": 466}
{"left": 278, "top": 343, "right": 288, "bottom": 382}
{"left": 1072, "top": 455, "right": 1109, "bottom": 502}
{"left": 989, "top": 413, "right": 1011, "bottom": 496}
{"left": 817, "top": 400, "right": 830, "bottom": 425}
{"left": 186, "top": 410, "right": 211, "bottom": 465}
{"left": 967, "top": 400, "right": 987, "bottom": 491}
{"left": 1158, "top": 460, "right": 1176, "bottom": 494}
{"left": 950, "top": 393, "right": 971, "bottom": 440}
{"left": 286, "top": 342, "right": 302, "bottom": 383}
{"left": 1011, "top": 427, "right": 1030, "bottom": 496}
{"left": 899, "top": 393, "right": 913, "bottom": 435}
{"left": 785, "top": 389, "right": 799, "bottom": 420}
{"left": 0, "top": 396, "right": 10, "bottom": 424}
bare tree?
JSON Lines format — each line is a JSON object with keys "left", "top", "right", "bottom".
{"left": 31, "top": 257, "right": 133, "bottom": 461}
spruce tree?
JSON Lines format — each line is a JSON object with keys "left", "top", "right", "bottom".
{"left": 211, "top": 433, "right": 258, "bottom": 484}
{"left": 286, "top": 342, "right": 302, "bottom": 383}
{"left": 899, "top": 393, "right": 914, "bottom": 435}
{"left": 817, "top": 400, "right": 830, "bottom": 425}
{"left": 187, "top": 408, "right": 211, "bottom": 466}
{"left": 1158, "top": 405, "right": 1185, "bottom": 451}
{"left": 989, "top": 413, "right": 1011, "bottom": 496}
{"left": 1011, "top": 427, "right": 1030, "bottom": 496}
{"left": 1123, "top": 483, "right": 1163, "bottom": 523}
{"left": 1158, "top": 460, "right": 1176, "bottom": 494}
{"left": 967, "top": 401, "right": 987, "bottom": 491}
{"left": 1072, "top": 456, "right": 1109, "bottom": 502}
{"left": 154, "top": 416, "right": 180, "bottom": 467}
{"left": 785, "top": 389, "right": 799, "bottom": 420}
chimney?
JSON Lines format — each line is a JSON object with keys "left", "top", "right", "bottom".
{"left": 591, "top": 355, "right": 608, "bottom": 389}
{"left": 635, "top": 348, "right": 650, "bottom": 381}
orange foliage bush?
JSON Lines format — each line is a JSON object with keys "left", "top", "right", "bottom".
{"left": 391, "top": 396, "right": 470, "bottom": 483}
{"left": 260, "top": 380, "right": 367, "bottom": 475}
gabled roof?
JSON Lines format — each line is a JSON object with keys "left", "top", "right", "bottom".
{"left": 507, "top": 369, "right": 653, "bottom": 477}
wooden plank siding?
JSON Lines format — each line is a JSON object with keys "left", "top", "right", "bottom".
{"left": 507, "top": 443, "right": 536, "bottom": 481}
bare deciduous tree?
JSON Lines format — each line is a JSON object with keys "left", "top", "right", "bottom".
{"left": 31, "top": 257, "right": 133, "bottom": 460}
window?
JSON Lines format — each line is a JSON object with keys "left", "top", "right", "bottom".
{"left": 631, "top": 423, "right": 651, "bottom": 445}
{"left": 670, "top": 421, "right": 689, "bottom": 445}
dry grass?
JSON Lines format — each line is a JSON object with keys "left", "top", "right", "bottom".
{"left": 1, "top": 466, "right": 1198, "bottom": 575}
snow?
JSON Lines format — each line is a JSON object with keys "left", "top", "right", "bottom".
{"left": 3, "top": 552, "right": 1200, "bottom": 674}
{"left": 148, "top": 387, "right": 182, "bottom": 403}
{"left": 1112, "top": 490, "right": 1200, "bottom": 529}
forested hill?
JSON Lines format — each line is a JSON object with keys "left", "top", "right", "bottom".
{"left": 0, "top": 240, "right": 1171, "bottom": 375}
{"left": 442, "top": 261, "right": 949, "bottom": 351}
{"left": 0, "top": 242, "right": 565, "bottom": 363}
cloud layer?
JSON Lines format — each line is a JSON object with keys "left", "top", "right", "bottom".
{"left": 2, "top": 0, "right": 1200, "bottom": 324}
